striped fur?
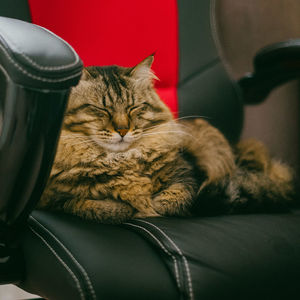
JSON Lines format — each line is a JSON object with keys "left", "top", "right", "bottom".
{"left": 38, "top": 56, "right": 296, "bottom": 223}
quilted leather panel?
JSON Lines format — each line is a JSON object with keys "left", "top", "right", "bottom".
{"left": 19, "top": 211, "right": 179, "bottom": 300}
{"left": 125, "top": 210, "right": 300, "bottom": 300}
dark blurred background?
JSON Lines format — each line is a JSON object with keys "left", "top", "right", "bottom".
{"left": 215, "top": 0, "right": 300, "bottom": 178}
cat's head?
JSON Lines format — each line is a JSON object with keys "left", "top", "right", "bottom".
{"left": 64, "top": 55, "right": 174, "bottom": 152}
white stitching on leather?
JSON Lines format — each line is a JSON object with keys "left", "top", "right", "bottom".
{"left": 30, "top": 227, "right": 86, "bottom": 300}
{"left": 136, "top": 220, "right": 194, "bottom": 300}
{"left": 30, "top": 216, "right": 97, "bottom": 300}
{"left": 0, "top": 42, "right": 82, "bottom": 83}
{"left": 0, "top": 63, "right": 11, "bottom": 82}
{"left": 0, "top": 26, "right": 79, "bottom": 70}
{"left": 124, "top": 222, "right": 181, "bottom": 290}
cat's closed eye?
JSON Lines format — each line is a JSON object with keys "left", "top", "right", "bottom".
{"left": 85, "top": 104, "right": 112, "bottom": 118}
{"left": 128, "top": 105, "right": 144, "bottom": 115}
{"left": 128, "top": 103, "right": 150, "bottom": 115}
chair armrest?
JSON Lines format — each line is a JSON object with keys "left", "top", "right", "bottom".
{"left": 238, "top": 39, "right": 300, "bottom": 104}
{"left": 0, "top": 17, "right": 82, "bottom": 283}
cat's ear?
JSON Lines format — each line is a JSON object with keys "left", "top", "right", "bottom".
{"left": 130, "top": 55, "right": 158, "bottom": 85}
{"left": 81, "top": 68, "right": 93, "bottom": 81}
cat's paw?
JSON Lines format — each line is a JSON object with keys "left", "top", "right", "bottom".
{"left": 152, "top": 195, "right": 171, "bottom": 215}
{"left": 66, "top": 199, "right": 135, "bottom": 224}
{"left": 152, "top": 185, "right": 192, "bottom": 216}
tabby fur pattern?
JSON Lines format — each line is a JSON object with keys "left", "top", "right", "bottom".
{"left": 38, "top": 56, "right": 295, "bottom": 223}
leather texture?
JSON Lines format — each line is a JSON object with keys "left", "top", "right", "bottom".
{"left": 125, "top": 212, "right": 300, "bottom": 300}
{"left": 0, "top": 16, "right": 82, "bottom": 229}
{"left": 177, "top": 0, "right": 244, "bottom": 143}
{"left": 19, "top": 210, "right": 300, "bottom": 300}
{"left": 20, "top": 211, "right": 179, "bottom": 300}
{"left": 0, "top": 86, "right": 69, "bottom": 227}
{"left": 0, "top": 17, "right": 82, "bottom": 90}
{"left": 0, "top": 15, "right": 82, "bottom": 284}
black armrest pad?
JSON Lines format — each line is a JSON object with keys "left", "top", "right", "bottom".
{"left": 0, "top": 17, "right": 82, "bottom": 283}
{"left": 0, "top": 17, "right": 83, "bottom": 90}
{"left": 0, "top": 18, "right": 82, "bottom": 231}
{"left": 238, "top": 39, "right": 300, "bottom": 104}
{"left": 254, "top": 40, "right": 300, "bottom": 69}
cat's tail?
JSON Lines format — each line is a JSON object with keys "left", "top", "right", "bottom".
{"left": 225, "top": 160, "right": 295, "bottom": 214}
{"left": 225, "top": 139, "right": 296, "bottom": 214}
{"left": 194, "top": 139, "right": 296, "bottom": 215}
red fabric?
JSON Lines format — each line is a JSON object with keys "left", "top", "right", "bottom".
{"left": 28, "top": 0, "right": 179, "bottom": 116}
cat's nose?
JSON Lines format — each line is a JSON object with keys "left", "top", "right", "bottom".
{"left": 116, "top": 128, "right": 129, "bottom": 137}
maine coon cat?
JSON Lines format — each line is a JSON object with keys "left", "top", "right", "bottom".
{"left": 38, "top": 55, "right": 295, "bottom": 223}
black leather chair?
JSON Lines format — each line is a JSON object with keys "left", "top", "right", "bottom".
{"left": 1, "top": 1, "right": 300, "bottom": 299}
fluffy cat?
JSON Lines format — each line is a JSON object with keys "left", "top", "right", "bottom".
{"left": 38, "top": 56, "right": 295, "bottom": 223}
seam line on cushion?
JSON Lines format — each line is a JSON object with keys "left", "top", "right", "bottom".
{"left": 29, "top": 226, "right": 86, "bottom": 300}
{"left": 0, "top": 27, "right": 79, "bottom": 71}
{"left": 136, "top": 219, "right": 194, "bottom": 300}
{"left": 210, "top": 0, "right": 244, "bottom": 114}
{"left": 124, "top": 222, "right": 181, "bottom": 290}
{"left": 210, "top": 0, "right": 233, "bottom": 76}
{"left": 0, "top": 41, "right": 81, "bottom": 83}
{"left": 30, "top": 216, "right": 96, "bottom": 300}
{"left": 178, "top": 58, "right": 219, "bottom": 87}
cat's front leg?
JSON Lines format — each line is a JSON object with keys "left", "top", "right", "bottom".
{"left": 117, "top": 178, "right": 160, "bottom": 218}
{"left": 39, "top": 197, "right": 135, "bottom": 224}
{"left": 152, "top": 182, "right": 196, "bottom": 216}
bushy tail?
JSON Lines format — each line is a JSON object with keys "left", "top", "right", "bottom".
{"left": 225, "top": 160, "right": 295, "bottom": 214}
{"left": 194, "top": 139, "right": 296, "bottom": 215}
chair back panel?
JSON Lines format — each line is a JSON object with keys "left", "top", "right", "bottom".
{"left": 28, "top": 0, "right": 244, "bottom": 142}
{"left": 28, "top": 0, "right": 179, "bottom": 115}
{"left": 177, "top": 1, "right": 243, "bottom": 142}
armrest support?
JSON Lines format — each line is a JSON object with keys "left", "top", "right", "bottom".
{"left": 0, "top": 17, "right": 82, "bottom": 283}
{"left": 238, "top": 40, "right": 300, "bottom": 104}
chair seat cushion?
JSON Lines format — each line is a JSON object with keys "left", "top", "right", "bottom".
{"left": 19, "top": 210, "right": 300, "bottom": 300}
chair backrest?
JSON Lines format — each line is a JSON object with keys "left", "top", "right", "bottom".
{"left": 2, "top": 0, "right": 244, "bottom": 142}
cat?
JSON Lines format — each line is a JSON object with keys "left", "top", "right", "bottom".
{"left": 38, "top": 55, "right": 295, "bottom": 224}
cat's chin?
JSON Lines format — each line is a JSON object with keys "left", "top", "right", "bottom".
{"left": 98, "top": 141, "right": 132, "bottom": 152}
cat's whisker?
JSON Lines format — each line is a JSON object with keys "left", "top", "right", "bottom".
{"left": 172, "top": 122, "right": 195, "bottom": 131}
{"left": 142, "top": 129, "right": 199, "bottom": 143}
{"left": 143, "top": 122, "right": 171, "bottom": 131}
{"left": 66, "top": 141, "right": 94, "bottom": 147}
{"left": 141, "top": 130, "right": 190, "bottom": 137}
{"left": 60, "top": 134, "right": 89, "bottom": 138}
{"left": 174, "top": 115, "right": 211, "bottom": 121}
{"left": 64, "top": 136, "right": 92, "bottom": 143}
{"left": 61, "top": 132, "right": 97, "bottom": 137}
{"left": 143, "top": 122, "right": 184, "bottom": 134}
{"left": 85, "top": 127, "right": 102, "bottom": 131}
{"left": 64, "top": 133, "right": 140, "bottom": 148}
{"left": 88, "top": 134, "right": 111, "bottom": 138}
{"left": 61, "top": 136, "right": 91, "bottom": 143}
{"left": 170, "top": 121, "right": 209, "bottom": 137}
